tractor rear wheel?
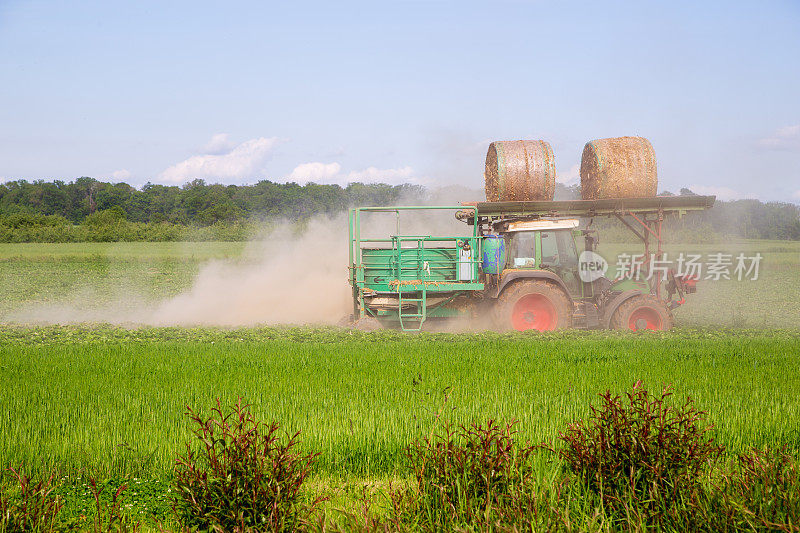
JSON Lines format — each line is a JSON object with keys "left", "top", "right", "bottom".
{"left": 610, "top": 295, "right": 674, "bottom": 331}
{"left": 494, "top": 280, "right": 572, "bottom": 332}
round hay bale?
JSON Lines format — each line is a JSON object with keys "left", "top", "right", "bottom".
{"left": 484, "top": 140, "right": 556, "bottom": 202}
{"left": 579, "top": 136, "right": 658, "bottom": 200}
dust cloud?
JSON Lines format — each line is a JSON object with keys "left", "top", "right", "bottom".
{"left": 3, "top": 216, "right": 355, "bottom": 327}
{"left": 5, "top": 187, "right": 485, "bottom": 327}
{"left": 149, "top": 216, "right": 353, "bottom": 326}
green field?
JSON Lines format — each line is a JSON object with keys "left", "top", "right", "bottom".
{"left": 0, "top": 242, "right": 247, "bottom": 320}
{"left": 1, "top": 241, "right": 799, "bottom": 529}
{"left": 1, "top": 326, "right": 799, "bottom": 529}
{"left": 2, "top": 327, "right": 800, "bottom": 479}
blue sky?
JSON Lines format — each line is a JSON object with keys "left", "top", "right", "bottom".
{"left": 1, "top": 0, "right": 799, "bottom": 201}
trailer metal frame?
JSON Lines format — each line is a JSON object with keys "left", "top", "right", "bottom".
{"left": 461, "top": 195, "right": 716, "bottom": 302}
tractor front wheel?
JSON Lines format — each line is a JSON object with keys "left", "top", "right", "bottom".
{"left": 609, "top": 295, "right": 674, "bottom": 331}
{"left": 494, "top": 280, "right": 572, "bottom": 332}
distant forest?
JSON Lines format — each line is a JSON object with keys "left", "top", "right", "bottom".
{"left": 0, "top": 178, "right": 798, "bottom": 241}
{"left": 0, "top": 178, "right": 423, "bottom": 224}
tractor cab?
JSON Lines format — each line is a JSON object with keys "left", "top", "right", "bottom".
{"left": 498, "top": 219, "right": 583, "bottom": 297}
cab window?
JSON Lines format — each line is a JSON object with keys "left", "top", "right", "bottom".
{"left": 540, "top": 231, "right": 559, "bottom": 266}
{"left": 540, "top": 229, "right": 581, "bottom": 295}
{"left": 540, "top": 230, "right": 578, "bottom": 269}
{"left": 557, "top": 230, "right": 578, "bottom": 269}
{"left": 506, "top": 231, "right": 536, "bottom": 268}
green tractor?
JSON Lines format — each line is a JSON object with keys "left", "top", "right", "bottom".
{"left": 348, "top": 196, "right": 714, "bottom": 332}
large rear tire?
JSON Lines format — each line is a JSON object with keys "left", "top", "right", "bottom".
{"left": 494, "top": 280, "right": 572, "bottom": 332}
{"left": 609, "top": 295, "right": 674, "bottom": 331}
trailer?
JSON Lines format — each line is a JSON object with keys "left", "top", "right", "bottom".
{"left": 348, "top": 195, "right": 715, "bottom": 332}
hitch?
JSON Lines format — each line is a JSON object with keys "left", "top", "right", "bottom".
{"left": 666, "top": 269, "right": 699, "bottom": 309}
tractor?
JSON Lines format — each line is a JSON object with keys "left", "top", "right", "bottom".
{"left": 348, "top": 195, "right": 714, "bottom": 332}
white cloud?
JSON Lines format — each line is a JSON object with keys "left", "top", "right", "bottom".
{"left": 556, "top": 163, "right": 579, "bottom": 186}
{"left": 201, "top": 133, "right": 236, "bottom": 155}
{"left": 793, "top": 190, "right": 800, "bottom": 200}
{"left": 345, "top": 166, "right": 420, "bottom": 185}
{"left": 757, "top": 124, "right": 800, "bottom": 151}
{"left": 287, "top": 162, "right": 342, "bottom": 184}
{"left": 284, "top": 163, "right": 424, "bottom": 186}
{"left": 110, "top": 169, "right": 131, "bottom": 180}
{"left": 159, "top": 136, "right": 279, "bottom": 183}
{"left": 687, "top": 184, "right": 753, "bottom": 201}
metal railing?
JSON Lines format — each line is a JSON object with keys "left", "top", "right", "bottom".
{"left": 348, "top": 206, "right": 480, "bottom": 288}
{"left": 348, "top": 206, "right": 483, "bottom": 331}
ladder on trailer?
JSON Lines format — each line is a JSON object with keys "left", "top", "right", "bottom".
{"left": 392, "top": 236, "right": 428, "bottom": 332}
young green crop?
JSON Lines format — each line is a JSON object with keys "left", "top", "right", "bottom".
{"left": 1, "top": 327, "right": 799, "bottom": 479}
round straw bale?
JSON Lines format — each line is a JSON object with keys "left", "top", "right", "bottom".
{"left": 484, "top": 140, "right": 556, "bottom": 202}
{"left": 579, "top": 137, "right": 658, "bottom": 200}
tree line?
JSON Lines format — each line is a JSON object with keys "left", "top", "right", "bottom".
{"left": 0, "top": 178, "right": 423, "bottom": 225}
{"left": 0, "top": 178, "right": 798, "bottom": 241}
{"left": 561, "top": 185, "right": 800, "bottom": 242}
{"left": 659, "top": 188, "right": 800, "bottom": 241}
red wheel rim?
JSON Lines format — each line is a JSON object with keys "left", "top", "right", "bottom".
{"left": 511, "top": 294, "right": 557, "bottom": 331}
{"left": 628, "top": 307, "right": 664, "bottom": 331}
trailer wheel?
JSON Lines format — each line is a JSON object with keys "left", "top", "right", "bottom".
{"left": 610, "top": 295, "right": 674, "bottom": 331}
{"left": 494, "top": 280, "right": 572, "bottom": 331}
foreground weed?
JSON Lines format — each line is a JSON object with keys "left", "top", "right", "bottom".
{"left": 701, "top": 446, "right": 800, "bottom": 532}
{"left": 172, "top": 398, "right": 323, "bottom": 532}
{"left": 87, "top": 477, "right": 140, "bottom": 533}
{"left": 388, "top": 419, "right": 552, "bottom": 531}
{"left": 0, "top": 466, "right": 63, "bottom": 533}
{"left": 558, "top": 381, "right": 724, "bottom": 528}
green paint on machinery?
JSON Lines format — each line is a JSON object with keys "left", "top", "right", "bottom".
{"left": 348, "top": 196, "right": 715, "bottom": 332}
{"left": 349, "top": 206, "right": 483, "bottom": 331}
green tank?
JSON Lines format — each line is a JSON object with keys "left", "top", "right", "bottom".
{"left": 362, "top": 247, "right": 458, "bottom": 286}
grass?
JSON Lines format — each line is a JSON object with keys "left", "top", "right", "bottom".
{"left": 2, "top": 327, "right": 799, "bottom": 479}
{"left": 0, "top": 241, "right": 248, "bottom": 260}
{"left": 0, "top": 242, "right": 249, "bottom": 319}
{"left": 1, "top": 326, "right": 799, "bottom": 529}
{"left": 1, "top": 240, "right": 799, "bottom": 529}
